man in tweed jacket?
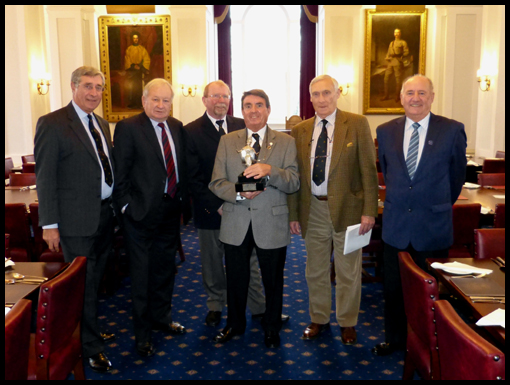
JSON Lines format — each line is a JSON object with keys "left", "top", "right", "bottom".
{"left": 288, "top": 75, "right": 378, "bottom": 345}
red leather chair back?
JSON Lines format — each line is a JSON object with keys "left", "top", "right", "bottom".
{"left": 398, "top": 252, "right": 440, "bottom": 380}
{"left": 5, "top": 157, "right": 14, "bottom": 180}
{"left": 21, "top": 154, "right": 35, "bottom": 164}
{"left": 435, "top": 300, "right": 505, "bottom": 380}
{"left": 449, "top": 204, "right": 481, "bottom": 257}
{"left": 4, "top": 203, "right": 31, "bottom": 262}
{"left": 5, "top": 233, "right": 10, "bottom": 259}
{"left": 30, "top": 257, "right": 87, "bottom": 380}
{"left": 9, "top": 172, "right": 36, "bottom": 186}
{"left": 482, "top": 158, "right": 505, "bottom": 173}
{"left": 495, "top": 150, "right": 505, "bottom": 159}
{"left": 494, "top": 203, "right": 505, "bottom": 228}
{"left": 5, "top": 299, "right": 32, "bottom": 380}
{"left": 474, "top": 228, "right": 505, "bottom": 260}
{"left": 22, "top": 163, "right": 35, "bottom": 173}
{"left": 477, "top": 173, "right": 505, "bottom": 187}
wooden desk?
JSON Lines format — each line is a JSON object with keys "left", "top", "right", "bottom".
{"left": 427, "top": 258, "right": 505, "bottom": 347}
{"left": 456, "top": 187, "right": 505, "bottom": 213}
{"left": 5, "top": 262, "right": 68, "bottom": 305}
{"left": 5, "top": 188, "right": 38, "bottom": 206}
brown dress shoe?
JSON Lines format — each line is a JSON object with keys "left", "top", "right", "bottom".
{"left": 302, "top": 322, "right": 329, "bottom": 340}
{"left": 340, "top": 327, "right": 357, "bottom": 345}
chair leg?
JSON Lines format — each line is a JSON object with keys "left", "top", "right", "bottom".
{"left": 72, "top": 358, "right": 86, "bottom": 380}
{"left": 402, "top": 352, "right": 416, "bottom": 380}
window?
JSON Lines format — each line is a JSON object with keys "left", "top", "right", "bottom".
{"left": 230, "top": 5, "right": 301, "bottom": 124}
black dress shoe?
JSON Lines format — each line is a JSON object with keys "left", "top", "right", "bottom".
{"left": 153, "top": 321, "right": 186, "bottom": 335}
{"left": 101, "top": 332, "right": 116, "bottom": 343}
{"left": 213, "top": 327, "right": 240, "bottom": 344}
{"left": 251, "top": 313, "right": 290, "bottom": 323}
{"left": 372, "top": 342, "right": 397, "bottom": 356}
{"left": 264, "top": 331, "right": 280, "bottom": 348}
{"left": 88, "top": 352, "right": 113, "bottom": 373}
{"left": 136, "top": 341, "right": 156, "bottom": 357}
{"left": 205, "top": 311, "right": 222, "bottom": 327}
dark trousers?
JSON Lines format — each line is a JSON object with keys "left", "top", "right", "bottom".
{"left": 382, "top": 243, "right": 449, "bottom": 347}
{"left": 60, "top": 200, "right": 114, "bottom": 358}
{"left": 122, "top": 197, "right": 181, "bottom": 343}
{"left": 224, "top": 224, "right": 287, "bottom": 334}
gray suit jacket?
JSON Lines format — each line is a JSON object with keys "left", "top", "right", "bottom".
{"left": 34, "top": 102, "right": 113, "bottom": 237}
{"left": 209, "top": 127, "right": 300, "bottom": 249}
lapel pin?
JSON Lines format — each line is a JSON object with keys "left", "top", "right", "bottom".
{"left": 266, "top": 142, "right": 274, "bottom": 150}
{"left": 428, "top": 140, "right": 433, "bottom": 146}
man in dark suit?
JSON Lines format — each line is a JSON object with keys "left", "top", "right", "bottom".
{"left": 113, "top": 78, "right": 190, "bottom": 357}
{"left": 373, "top": 74, "right": 467, "bottom": 356}
{"left": 34, "top": 66, "right": 115, "bottom": 373}
{"left": 184, "top": 80, "right": 265, "bottom": 327}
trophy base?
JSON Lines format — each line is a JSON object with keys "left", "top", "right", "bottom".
{"left": 235, "top": 174, "right": 267, "bottom": 193}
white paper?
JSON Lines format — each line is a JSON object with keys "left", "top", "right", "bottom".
{"left": 343, "top": 223, "right": 372, "bottom": 255}
{"left": 493, "top": 195, "right": 505, "bottom": 199}
{"left": 476, "top": 308, "right": 505, "bottom": 328}
{"left": 431, "top": 261, "right": 493, "bottom": 275}
{"left": 463, "top": 182, "right": 480, "bottom": 189}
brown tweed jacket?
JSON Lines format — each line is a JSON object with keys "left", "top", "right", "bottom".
{"left": 288, "top": 109, "right": 378, "bottom": 238}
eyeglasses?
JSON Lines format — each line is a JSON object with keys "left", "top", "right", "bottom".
{"left": 78, "top": 84, "right": 105, "bottom": 93}
{"left": 207, "top": 94, "right": 231, "bottom": 100}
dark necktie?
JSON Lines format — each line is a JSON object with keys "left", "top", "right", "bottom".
{"left": 87, "top": 114, "right": 113, "bottom": 186}
{"left": 312, "top": 119, "right": 329, "bottom": 186}
{"left": 159, "top": 123, "right": 177, "bottom": 197}
{"left": 406, "top": 122, "right": 420, "bottom": 180}
{"left": 216, "top": 120, "right": 226, "bottom": 136}
{"left": 252, "top": 133, "right": 261, "bottom": 159}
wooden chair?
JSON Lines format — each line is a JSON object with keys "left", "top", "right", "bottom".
{"left": 4, "top": 203, "right": 32, "bottom": 262}
{"left": 4, "top": 299, "right": 33, "bottom": 380}
{"left": 28, "top": 203, "right": 64, "bottom": 262}
{"left": 285, "top": 115, "right": 303, "bottom": 130}
{"left": 482, "top": 158, "right": 505, "bottom": 174}
{"left": 435, "top": 300, "right": 505, "bottom": 380}
{"left": 21, "top": 154, "right": 35, "bottom": 164}
{"left": 9, "top": 172, "right": 36, "bottom": 186}
{"left": 495, "top": 150, "right": 505, "bottom": 159}
{"left": 5, "top": 233, "right": 10, "bottom": 259}
{"left": 27, "top": 257, "right": 87, "bottom": 380}
{"left": 398, "top": 252, "right": 440, "bottom": 380}
{"left": 5, "top": 157, "right": 14, "bottom": 180}
{"left": 449, "top": 203, "right": 481, "bottom": 258}
{"left": 494, "top": 203, "right": 505, "bottom": 228}
{"left": 473, "top": 228, "right": 505, "bottom": 260}
{"left": 22, "top": 163, "right": 35, "bottom": 173}
{"left": 477, "top": 172, "right": 505, "bottom": 187}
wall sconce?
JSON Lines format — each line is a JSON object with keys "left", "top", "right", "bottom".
{"left": 339, "top": 84, "right": 350, "bottom": 96}
{"left": 37, "top": 79, "right": 51, "bottom": 95}
{"left": 477, "top": 70, "right": 491, "bottom": 92}
{"left": 181, "top": 85, "right": 197, "bottom": 97}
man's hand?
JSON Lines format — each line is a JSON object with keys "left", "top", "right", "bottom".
{"left": 290, "top": 221, "right": 301, "bottom": 235}
{"left": 359, "top": 215, "right": 375, "bottom": 236}
{"left": 244, "top": 163, "right": 271, "bottom": 179}
{"left": 43, "top": 228, "right": 61, "bottom": 252}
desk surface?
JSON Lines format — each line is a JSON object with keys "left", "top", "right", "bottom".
{"left": 5, "top": 188, "right": 38, "bottom": 206}
{"left": 5, "top": 262, "right": 68, "bottom": 305}
{"left": 427, "top": 258, "right": 505, "bottom": 347}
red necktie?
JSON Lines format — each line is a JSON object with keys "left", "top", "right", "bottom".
{"left": 158, "top": 123, "right": 177, "bottom": 198}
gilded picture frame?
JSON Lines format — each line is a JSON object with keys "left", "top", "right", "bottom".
{"left": 363, "top": 9, "right": 427, "bottom": 114}
{"left": 98, "top": 15, "right": 172, "bottom": 122}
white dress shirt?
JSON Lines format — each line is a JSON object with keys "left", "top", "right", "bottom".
{"left": 403, "top": 113, "right": 431, "bottom": 170}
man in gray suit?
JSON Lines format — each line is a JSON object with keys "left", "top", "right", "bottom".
{"left": 209, "top": 89, "right": 299, "bottom": 348}
{"left": 34, "top": 66, "right": 114, "bottom": 373}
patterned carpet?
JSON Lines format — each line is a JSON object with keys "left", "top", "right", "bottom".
{"left": 84, "top": 223, "right": 410, "bottom": 380}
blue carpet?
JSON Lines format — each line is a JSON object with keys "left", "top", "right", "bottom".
{"left": 85, "top": 224, "right": 408, "bottom": 380}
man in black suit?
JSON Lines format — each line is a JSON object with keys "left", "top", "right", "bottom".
{"left": 113, "top": 78, "right": 190, "bottom": 357}
{"left": 34, "top": 66, "right": 115, "bottom": 373}
{"left": 185, "top": 80, "right": 265, "bottom": 328}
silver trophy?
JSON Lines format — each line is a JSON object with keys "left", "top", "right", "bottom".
{"left": 235, "top": 138, "right": 267, "bottom": 192}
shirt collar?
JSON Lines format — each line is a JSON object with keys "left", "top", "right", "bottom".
{"left": 315, "top": 109, "right": 337, "bottom": 128}
{"left": 405, "top": 113, "right": 431, "bottom": 131}
{"left": 247, "top": 125, "right": 267, "bottom": 142}
{"left": 206, "top": 112, "right": 227, "bottom": 130}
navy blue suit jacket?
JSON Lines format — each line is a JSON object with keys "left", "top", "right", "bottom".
{"left": 376, "top": 113, "right": 467, "bottom": 251}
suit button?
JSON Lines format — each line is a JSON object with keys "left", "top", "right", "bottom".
{"left": 248, "top": 208, "right": 251, "bottom": 211}
{"left": 408, "top": 209, "right": 412, "bottom": 212}
{"left": 409, "top": 186, "right": 413, "bottom": 189}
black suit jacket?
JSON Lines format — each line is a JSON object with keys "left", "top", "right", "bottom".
{"left": 184, "top": 113, "right": 245, "bottom": 229}
{"left": 34, "top": 102, "right": 113, "bottom": 237}
{"left": 113, "top": 111, "right": 190, "bottom": 223}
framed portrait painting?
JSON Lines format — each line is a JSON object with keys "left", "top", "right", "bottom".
{"left": 363, "top": 9, "right": 427, "bottom": 114}
{"left": 98, "top": 15, "right": 172, "bottom": 122}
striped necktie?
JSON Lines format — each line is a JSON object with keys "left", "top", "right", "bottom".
{"left": 159, "top": 123, "right": 177, "bottom": 197}
{"left": 312, "top": 119, "right": 329, "bottom": 186}
{"left": 406, "top": 122, "right": 420, "bottom": 180}
{"left": 216, "top": 120, "right": 226, "bottom": 136}
{"left": 87, "top": 114, "right": 113, "bottom": 186}
{"left": 252, "top": 133, "right": 261, "bottom": 159}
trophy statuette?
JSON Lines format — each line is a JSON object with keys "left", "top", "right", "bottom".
{"left": 235, "top": 138, "right": 268, "bottom": 192}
